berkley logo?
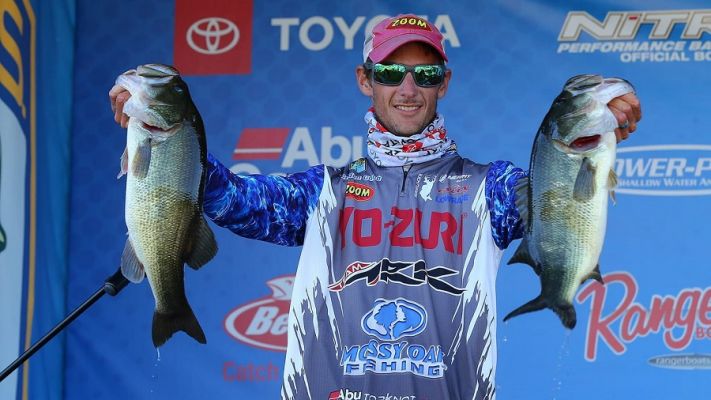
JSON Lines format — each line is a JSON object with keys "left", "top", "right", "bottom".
{"left": 614, "top": 145, "right": 711, "bottom": 196}
{"left": 224, "top": 275, "right": 294, "bottom": 352}
{"left": 345, "top": 182, "right": 374, "bottom": 201}
{"left": 576, "top": 271, "right": 711, "bottom": 361}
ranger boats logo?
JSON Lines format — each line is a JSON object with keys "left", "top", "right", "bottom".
{"left": 614, "top": 145, "right": 711, "bottom": 196}
{"left": 577, "top": 271, "right": 711, "bottom": 361}
{"left": 224, "top": 275, "right": 294, "bottom": 352}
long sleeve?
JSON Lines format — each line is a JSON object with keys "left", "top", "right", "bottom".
{"left": 202, "top": 153, "right": 325, "bottom": 246}
{"left": 485, "top": 160, "right": 527, "bottom": 250}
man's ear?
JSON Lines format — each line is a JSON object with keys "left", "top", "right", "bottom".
{"left": 356, "top": 65, "right": 373, "bottom": 96}
{"left": 437, "top": 69, "right": 452, "bottom": 99}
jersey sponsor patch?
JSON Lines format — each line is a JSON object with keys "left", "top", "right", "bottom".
{"left": 340, "top": 297, "right": 445, "bottom": 378}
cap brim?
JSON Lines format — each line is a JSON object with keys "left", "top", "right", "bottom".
{"left": 368, "top": 34, "right": 448, "bottom": 63}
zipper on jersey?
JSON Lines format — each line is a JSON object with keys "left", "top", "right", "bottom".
{"left": 400, "top": 165, "right": 412, "bottom": 196}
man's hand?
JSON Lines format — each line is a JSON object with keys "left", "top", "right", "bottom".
{"left": 109, "top": 85, "right": 131, "bottom": 128}
{"left": 608, "top": 92, "right": 642, "bottom": 142}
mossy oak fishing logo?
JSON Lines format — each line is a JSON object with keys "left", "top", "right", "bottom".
{"left": 558, "top": 9, "right": 711, "bottom": 63}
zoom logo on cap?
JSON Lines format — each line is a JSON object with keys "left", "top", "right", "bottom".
{"left": 174, "top": 0, "right": 253, "bottom": 75}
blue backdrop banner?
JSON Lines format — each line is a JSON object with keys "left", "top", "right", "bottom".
{"left": 0, "top": 1, "right": 74, "bottom": 399}
{"left": 63, "top": 1, "right": 711, "bottom": 399}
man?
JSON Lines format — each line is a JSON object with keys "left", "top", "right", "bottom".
{"left": 110, "top": 14, "right": 641, "bottom": 400}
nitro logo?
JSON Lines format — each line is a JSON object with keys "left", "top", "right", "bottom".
{"left": 614, "top": 145, "right": 711, "bottom": 196}
{"left": 224, "top": 276, "right": 294, "bottom": 352}
{"left": 559, "top": 10, "right": 711, "bottom": 41}
{"left": 328, "top": 259, "right": 465, "bottom": 296}
{"left": 576, "top": 271, "right": 711, "bottom": 361}
{"left": 346, "top": 182, "right": 374, "bottom": 201}
{"left": 557, "top": 10, "right": 711, "bottom": 63}
{"left": 339, "top": 206, "right": 466, "bottom": 254}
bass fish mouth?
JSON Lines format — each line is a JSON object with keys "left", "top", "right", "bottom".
{"left": 140, "top": 121, "right": 181, "bottom": 138}
{"left": 570, "top": 134, "right": 601, "bottom": 151}
{"left": 553, "top": 134, "right": 602, "bottom": 154}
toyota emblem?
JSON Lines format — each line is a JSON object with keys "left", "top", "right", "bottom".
{"left": 186, "top": 17, "right": 239, "bottom": 55}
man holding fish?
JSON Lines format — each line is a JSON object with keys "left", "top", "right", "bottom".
{"left": 109, "top": 14, "right": 641, "bottom": 400}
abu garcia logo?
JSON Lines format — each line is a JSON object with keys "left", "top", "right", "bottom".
{"left": 614, "top": 145, "right": 711, "bottom": 196}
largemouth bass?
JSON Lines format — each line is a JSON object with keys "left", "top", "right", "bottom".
{"left": 505, "top": 74, "right": 634, "bottom": 329}
{"left": 116, "top": 64, "right": 217, "bottom": 347}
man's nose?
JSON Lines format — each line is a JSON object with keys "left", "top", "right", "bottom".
{"left": 397, "top": 72, "right": 418, "bottom": 97}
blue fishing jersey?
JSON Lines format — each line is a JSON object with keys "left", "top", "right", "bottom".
{"left": 203, "top": 153, "right": 524, "bottom": 400}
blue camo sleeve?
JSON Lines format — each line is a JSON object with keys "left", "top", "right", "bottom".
{"left": 203, "top": 153, "right": 324, "bottom": 247}
{"left": 485, "top": 160, "right": 527, "bottom": 250}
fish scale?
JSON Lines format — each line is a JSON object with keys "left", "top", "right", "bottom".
{"left": 505, "top": 74, "right": 633, "bottom": 329}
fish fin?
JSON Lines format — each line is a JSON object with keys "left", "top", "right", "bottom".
{"left": 503, "top": 295, "right": 547, "bottom": 323}
{"left": 514, "top": 177, "right": 529, "bottom": 228}
{"left": 573, "top": 157, "right": 596, "bottom": 202}
{"left": 608, "top": 169, "right": 618, "bottom": 205}
{"left": 152, "top": 306, "right": 207, "bottom": 347}
{"left": 117, "top": 147, "right": 128, "bottom": 179}
{"left": 584, "top": 264, "right": 604, "bottom": 284}
{"left": 185, "top": 216, "right": 218, "bottom": 270}
{"left": 507, "top": 238, "right": 541, "bottom": 275}
{"left": 504, "top": 295, "right": 578, "bottom": 329}
{"left": 552, "top": 303, "right": 577, "bottom": 329}
{"left": 120, "top": 239, "right": 145, "bottom": 283}
{"left": 0, "top": 224, "right": 6, "bottom": 252}
{"left": 131, "top": 139, "right": 152, "bottom": 179}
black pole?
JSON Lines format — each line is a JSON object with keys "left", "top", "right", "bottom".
{"left": 0, "top": 267, "right": 130, "bottom": 383}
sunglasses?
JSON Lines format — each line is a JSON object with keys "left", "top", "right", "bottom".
{"left": 364, "top": 62, "right": 446, "bottom": 87}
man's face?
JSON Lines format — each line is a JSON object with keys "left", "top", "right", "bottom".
{"left": 356, "top": 42, "right": 451, "bottom": 137}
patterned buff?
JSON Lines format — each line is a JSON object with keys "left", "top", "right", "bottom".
{"left": 365, "top": 108, "right": 457, "bottom": 167}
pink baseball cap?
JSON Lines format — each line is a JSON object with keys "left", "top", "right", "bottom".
{"left": 363, "top": 14, "right": 448, "bottom": 63}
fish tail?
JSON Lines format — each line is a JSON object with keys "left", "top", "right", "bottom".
{"left": 503, "top": 295, "right": 547, "bottom": 323}
{"left": 552, "top": 303, "right": 577, "bottom": 329}
{"left": 152, "top": 306, "right": 207, "bottom": 347}
{"left": 504, "top": 295, "right": 578, "bottom": 329}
